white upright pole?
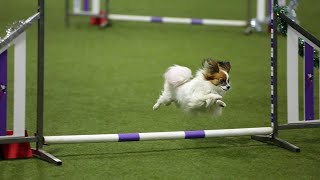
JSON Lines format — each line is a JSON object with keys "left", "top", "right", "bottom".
{"left": 92, "top": 0, "right": 100, "bottom": 16}
{"left": 287, "top": 26, "right": 299, "bottom": 124}
{"left": 257, "top": 0, "right": 266, "bottom": 22}
{"left": 13, "top": 32, "right": 26, "bottom": 137}
{"left": 73, "top": 0, "right": 81, "bottom": 14}
{"left": 278, "top": 0, "right": 286, "bottom": 6}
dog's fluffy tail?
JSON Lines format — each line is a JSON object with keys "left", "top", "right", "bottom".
{"left": 164, "top": 65, "right": 192, "bottom": 87}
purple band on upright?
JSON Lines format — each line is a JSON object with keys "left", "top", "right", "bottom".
{"left": 118, "top": 133, "right": 140, "bottom": 142}
{"left": 0, "top": 50, "right": 7, "bottom": 136}
{"left": 304, "top": 42, "right": 314, "bottom": 120}
{"left": 185, "top": 130, "right": 205, "bottom": 139}
{"left": 83, "top": 0, "right": 90, "bottom": 11}
{"left": 191, "top": 19, "right": 203, "bottom": 25}
{"left": 268, "top": 0, "right": 272, "bottom": 16}
{"left": 151, "top": 17, "right": 163, "bottom": 23}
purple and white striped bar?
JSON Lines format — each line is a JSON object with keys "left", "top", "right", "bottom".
{"left": 0, "top": 50, "right": 7, "bottom": 136}
{"left": 44, "top": 127, "right": 273, "bottom": 144}
{"left": 270, "top": 8, "right": 275, "bottom": 125}
{"left": 304, "top": 42, "right": 314, "bottom": 120}
{"left": 109, "top": 14, "right": 247, "bottom": 27}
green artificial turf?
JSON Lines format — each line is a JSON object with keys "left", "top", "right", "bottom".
{"left": 0, "top": 0, "right": 320, "bottom": 179}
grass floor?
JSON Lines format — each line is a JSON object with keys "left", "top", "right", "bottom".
{"left": 1, "top": 0, "right": 320, "bottom": 179}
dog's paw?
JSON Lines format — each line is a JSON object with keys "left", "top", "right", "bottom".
{"left": 205, "top": 94, "right": 223, "bottom": 108}
{"left": 216, "top": 100, "right": 226, "bottom": 107}
{"left": 216, "top": 95, "right": 223, "bottom": 100}
{"left": 205, "top": 99, "right": 213, "bottom": 108}
{"left": 153, "top": 103, "right": 160, "bottom": 110}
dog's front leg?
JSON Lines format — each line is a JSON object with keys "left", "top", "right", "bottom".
{"left": 188, "top": 93, "right": 222, "bottom": 108}
{"left": 215, "top": 99, "right": 226, "bottom": 107}
{"left": 206, "top": 98, "right": 226, "bottom": 108}
{"left": 203, "top": 94, "right": 224, "bottom": 108}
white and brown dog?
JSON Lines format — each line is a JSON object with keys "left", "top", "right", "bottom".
{"left": 153, "top": 59, "right": 231, "bottom": 116}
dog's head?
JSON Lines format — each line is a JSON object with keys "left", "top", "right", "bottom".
{"left": 202, "top": 59, "right": 231, "bottom": 91}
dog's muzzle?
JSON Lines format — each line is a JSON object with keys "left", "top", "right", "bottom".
{"left": 222, "top": 85, "right": 231, "bottom": 91}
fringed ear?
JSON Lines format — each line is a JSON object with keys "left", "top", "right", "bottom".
{"left": 218, "top": 61, "right": 231, "bottom": 73}
{"left": 202, "top": 59, "right": 219, "bottom": 74}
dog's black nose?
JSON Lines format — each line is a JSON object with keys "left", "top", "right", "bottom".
{"left": 227, "top": 86, "right": 230, "bottom": 89}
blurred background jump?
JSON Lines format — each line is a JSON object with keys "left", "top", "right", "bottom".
{"left": 65, "top": 0, "right": 270, "bottom": 32}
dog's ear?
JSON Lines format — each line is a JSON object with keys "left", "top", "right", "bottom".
{"left": 202, "top": 59, "right": 219, "bottom": 74}
{"left": 218, "top": 61, "right": 231, "bottom": 73}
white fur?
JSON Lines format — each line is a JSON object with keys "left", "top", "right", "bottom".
{"left": 164, "top": 65, "right": 192, "bottom": 87}
{"left": 153, "top": 65, "right": 229, "bottom": 116}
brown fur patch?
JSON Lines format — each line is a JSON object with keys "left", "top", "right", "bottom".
{"left": 202, "top": 59, "right": 219, "bottom": 74}
{"left": 202, "top": 59, "right": 229, "bottom": 86}
{"left": 204, "top": 71, "right": 227, "bottom": 85}
{"left": 218, "top": 61, "right": 231, "bottom": 73}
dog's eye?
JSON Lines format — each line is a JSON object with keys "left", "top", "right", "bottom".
{"left": 219, "top": 79, "right": 224, "bottom": 83}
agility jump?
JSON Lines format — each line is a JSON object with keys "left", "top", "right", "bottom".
{"left": 0, "top": 0, "right": 320, "bottom": 166}
{"left": 65, "top": 0, "right": 269, "bottom": 31}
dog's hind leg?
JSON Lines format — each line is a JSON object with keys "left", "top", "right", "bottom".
{"left": 153, "top": 81, "right": 174, "bottom": 110}
{"left": 212, "top": 106, "right": 223, "bottom": 117}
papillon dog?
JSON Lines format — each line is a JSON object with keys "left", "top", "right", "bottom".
{"left": 153, "top": 59, "right": 231, "bottom": 116}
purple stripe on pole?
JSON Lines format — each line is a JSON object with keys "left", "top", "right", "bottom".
{"left": 118, "top": 133, "right": 140, "bottom": 142}
{"left": 304, "top": 42, "right": 314, "bottom": 120}
{"left": 185, "top": 130, "right": 205, "bottom": 139}
{"left": 83, "top": 0, "right": 90, "bottom": 11}
{"left": 0, "top": 50, "right": 7, "bottom": 136}
{"left": 191, "top": 19, "right": 203, "bottom": 25}
{"left": 151, "top": 17, "right": 163, "bottom": 23}
{"left": 268, "top": 0, "right": 272, "bottom": 16}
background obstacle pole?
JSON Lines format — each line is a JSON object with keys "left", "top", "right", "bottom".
{"left": 108, "top": 14, "right": 248, "bottom": 27}
{"left": 44, "top": 127, "right": 273, "bottom": 144}
{"left": 65, "top": 0, "right": 268, "bottom": 29}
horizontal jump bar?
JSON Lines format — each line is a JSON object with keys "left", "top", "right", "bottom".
{"left": 108, "top": 14, "right": 248, "bottom": 27}
{"left": 44, "top": 127, "right": 272, "bottom": 144}
{"left": 0, "top": 12, "right": 40, "bottom": 53}
{"left": 0, "top": 136, "right": 38, "bottom": 144}
{"left": 279, "top": 122, "right": 320, "bottom": 130}
{"left": 68, "top": 12, "right": 100, "bottom": 16}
